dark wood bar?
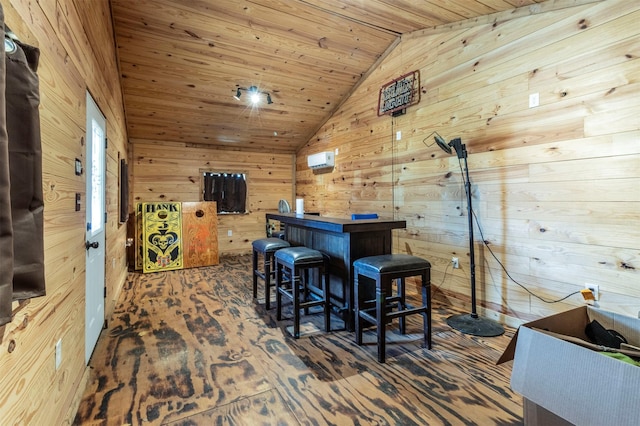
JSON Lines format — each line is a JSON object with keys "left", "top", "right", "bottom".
{"left": 266, "top": 213, "right": 406, "bottom": 330}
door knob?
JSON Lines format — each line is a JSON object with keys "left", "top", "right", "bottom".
{"left": 86, "top": 240, "right": 99, "bottom": 250}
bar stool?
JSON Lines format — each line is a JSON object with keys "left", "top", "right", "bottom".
{"left": 252, "top": 237, "right": 291, "bottom": 309}
{"left": 275, "top": 247, "right": 330, "bottom": 339}
{"left": 353, "top": 254, "right": 431, "bottom": 363}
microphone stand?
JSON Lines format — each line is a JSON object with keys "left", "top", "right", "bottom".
{"left": 444, "top": 138, "right": 504, "bottom": 337}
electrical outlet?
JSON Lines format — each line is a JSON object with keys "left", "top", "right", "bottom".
{"left": 227, "top": 230, "right": 232, "bottom": 237}
{"left": 585, "top": 283, "right": 599, "bottom": 301}
{"left": 529, "top": 92, "right": 539, "bottom": 108}
{"left": 451, "top": 257, "right": 459, "bottom": 269}
{"left": 55, "top": 339, "right": 62, "bottom": 370}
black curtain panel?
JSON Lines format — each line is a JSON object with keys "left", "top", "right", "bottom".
{"left": 203, "top": 172, "right": 224, "bottom": 207}
{"left": 203, "top": 172, "right": 214, "bottom": 201}
{"left": 221, "top": 174, "right": 235, "bottom": 212}
{"left": 202, "top": 172, "right": 246, "bottom": 213}
{"left": 233, "top": 174, "right": 247, "bottom": 213}
{"left": 214, "top": 174, "right": 225, "bottom": 210}
{"left": 0, "top": 12, "right": 46, "bottom": 325}
{"left": 0, "top": 6, "right": 14, "bottom": 325}
{"left": 119, "top": 159, "right": 128, "bottom": 223}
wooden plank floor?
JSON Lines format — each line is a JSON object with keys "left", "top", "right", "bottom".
{"left": 74, "top": 255, "right": 523, "bottom": 425}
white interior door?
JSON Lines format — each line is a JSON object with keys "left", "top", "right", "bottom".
{"left": 85, "top": 91, "right": 106, "bottom": 364}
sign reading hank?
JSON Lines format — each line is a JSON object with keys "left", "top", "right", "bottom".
{"left": 142, "top": 202, "right": 183, "bottom": 273}
{"left": 377, "top": 70, "right": 420, "bottom": 116}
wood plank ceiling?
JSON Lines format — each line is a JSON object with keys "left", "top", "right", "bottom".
{"left": 110, "top": 0, "right": 542, "bottom": 154}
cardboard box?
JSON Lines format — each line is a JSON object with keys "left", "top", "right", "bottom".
{"left": 498, "top": 306, "right": 640, "bottom": 426}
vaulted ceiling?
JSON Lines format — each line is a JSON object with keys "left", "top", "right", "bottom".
{"left": 110, "top": 0, "right": 543, "bottom": 153}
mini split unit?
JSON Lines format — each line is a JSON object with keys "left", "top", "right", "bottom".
{"left": 307, "top": 151, "right": 335, "bottom": 169}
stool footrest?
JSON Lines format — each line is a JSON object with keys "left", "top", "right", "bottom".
{"left": 359, "top": 303, "right": 425, "bottom": 319}
{"left": 361, "top": 295, "right": 403, "bottom": 305}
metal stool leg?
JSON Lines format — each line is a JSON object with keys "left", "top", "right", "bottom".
{"left": 276, "top": 260, "right": 283, "bottom": 321}
{"left": 376, "top": 276, "right": 387, "bottom": 363}
{"left": 252, "top": 248, "right": 259, "bottom": 299}
{"left": 264, "top": 253, "right": 272, "bottom": 310}
{"left": 423, "top": 269, "right": 432, "bottom": 349}
{"left": 398, "top": 277, "right": 406, "bottom": 335}
{"left": 293, "top": 265, "right": 301, "bottom": 339}
{"left": 354, "top": 272, "right": 363, "bottom": 345}
{"left": 323, "top": 262, "right": 331, "bottom": 333}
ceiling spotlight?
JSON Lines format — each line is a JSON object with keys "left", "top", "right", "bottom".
{"left": 232, "top": 85, "right": 274, "bottom": 106}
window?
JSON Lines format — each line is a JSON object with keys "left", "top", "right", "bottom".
{"left": 202, "top": 172, "right": 247, "bottom": 214}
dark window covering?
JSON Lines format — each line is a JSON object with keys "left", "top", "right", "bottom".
{"left": 202, "top": 172, "right": 247, "bottom": 214}
{"left": 1, "top": 9, "right": 46, "bottom": 326}
{"left": 119, "top": 159, "right": 128, "bottom": 223}
{"left": 0, "top": 6, "right": 13, "bottom": 325}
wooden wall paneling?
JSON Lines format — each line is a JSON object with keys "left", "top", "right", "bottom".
{"left": 428, "top": 3, "right": 631, "bottom": 99}
{"left": 0, "top": 1, "right": 89, "bottom": 421}
{"left": 296, "top": 0, "right": 640, "bottom": 324}
{"left": 410, "top": 6, "right": 640, "bottom": 149}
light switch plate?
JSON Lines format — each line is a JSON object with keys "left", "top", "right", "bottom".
{"left": 529, "top": 93, "right": 539, "bottom": 108}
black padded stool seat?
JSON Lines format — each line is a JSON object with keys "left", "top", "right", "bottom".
{"left": 275, "top": 246, "right": 323, "bottom": 265}
{"left": 252, "top": 237, "right": 291, "bottom": 310}
{"left": 353, "top": 254, "right": 432, "bottom": 363}
{"left": 275, "top": 247, "right": 330, "bottom": 339}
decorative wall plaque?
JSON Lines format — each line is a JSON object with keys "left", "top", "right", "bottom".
{"left": 377, "top": 70, "right": 420, "bottom": 116}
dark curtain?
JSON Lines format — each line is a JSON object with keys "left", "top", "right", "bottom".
{"left": 213, "top": 174, "right": 224, "bottom": 208}
{"left": 203, "top": 172, "right": 223, "bottom": 206}
{"left": 0, "top": 11, "right": 46, "bottom": 325}
{"left": 232, "top": 174, "right": 246, "bottom": 213}
{"left": 119, "top": 160, "right": 128, "bottom": 223}
{"left": 202, "top": 173, "right": 246, "bottom": 213}
{"left": 0, "top": 6, "right": 14, "bottom": 325}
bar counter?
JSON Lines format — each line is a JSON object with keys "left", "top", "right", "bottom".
{"left": 265, "top": 213, "right": 406, "bottom": 330}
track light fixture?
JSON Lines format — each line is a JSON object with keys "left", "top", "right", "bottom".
{"left": 233, "top": 86, "right": 273, "bottom": 105}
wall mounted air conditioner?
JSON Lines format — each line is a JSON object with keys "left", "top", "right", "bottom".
{"left": 307, "top": 151, "right": 335, "bottom": 169}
